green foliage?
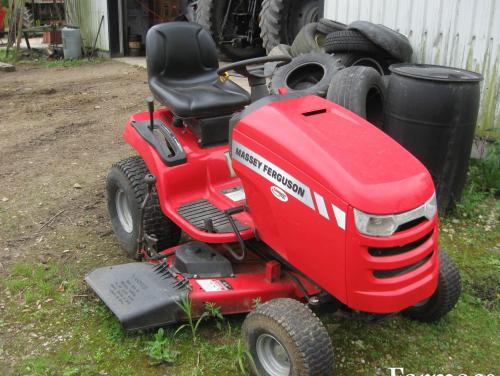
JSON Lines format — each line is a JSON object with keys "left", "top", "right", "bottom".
{"left": 145, "top": 328, "right": 180, "bottom": 365}
{"left": 62, "top": 367, "right": 80, "bottom": 376}
{"left": 453, "top": 144, "right": 500, "bottom": 217}
{"left": 205, "top": 302, "right": 224, "bottom": 330}
{"left": 175, "top": 296, "right": 209, "bottom": 342}
{"left": 469, "top": 140, "right": 500, "bottom": 195}
{"left": 0, "top": 48, "right": 16, "bottom": 64}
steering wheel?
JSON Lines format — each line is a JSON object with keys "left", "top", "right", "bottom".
{"left": 217, "top": 55, "right": 292, "bottom": 80}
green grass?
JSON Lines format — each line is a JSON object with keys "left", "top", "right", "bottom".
{"left": 0, "top": 47, "right": 16, "bottom": 64}
{"left": 1, "top": 158, "right": 498, "bottom": 376}
{"left": 0, "top": 47, "right": 106, "bottom": 67}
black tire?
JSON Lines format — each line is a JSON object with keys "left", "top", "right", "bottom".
{"left": 349, "top": 21, "right": 413, "bottom": 62}
{"left": 242, "top": 298, "right": 335, "bottom": 376}
{"left": 271, "top": 52, "right": 343, "bottom": 97}
{"left": 106, "top": 156, "right": 181, "bottom": 259}
{"left": 326, "top": 66, "right": 386, "bottom": 129}
{"left": 196, "top": 0, "right": 265, "bottom": 61}
{"left": 332, "top": 52, "right": 390, "bottom": 75}
{"left": 260, "top": 0, "right": 319, "bottom": 53}
{"left": 290, "top": 22, "right": 322, "bottom": 57}
{"left": 324, "top": 29, "right": 385, "bottom": 55}
{"left": 317, "top": 18, "right": 347, "bottom": 35}
{"left": 403, "top": 249, "right": 461, "bottom": 322}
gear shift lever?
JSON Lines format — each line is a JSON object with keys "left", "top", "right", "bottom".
{"left": 146, "top": 96, "right": 155, "bottom": 131}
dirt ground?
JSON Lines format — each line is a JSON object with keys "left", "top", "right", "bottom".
{"left": 0, "top": 61, "right": 147, "bottom": 265}
{"left": 0, "top": 62, "right": 498, "bottom": 376}
{"left": 0, "top": 61, "right": 150, "bottom": 372}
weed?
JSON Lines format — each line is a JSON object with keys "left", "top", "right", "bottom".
{"left": 62, "top": 367, "right": 80, "bottom": 376}
{"left": 252, "top": 297, "right": 262, "bottom": 309}
{"left": 93, "top": 348, "right": 105, "bottom": 363}
{"left": 145, "top": 328, "right": 180, "bottom": 365}
{"left": 234, "top": 339, "right": 254, "bottom": 375}
{"left": 470, "top": 140, "right": 500, "bottom": 195}
{"left": 454, "top": 142, "right": 500, "bottom": 217}
{"left": 175, "top": 296, "right": 209, "bottom": 343}
{"left": 205, "top": 302, "right": 224, "bottom": 330}
{"left": 0, "top": 48, "right": 16, "bottom": 64}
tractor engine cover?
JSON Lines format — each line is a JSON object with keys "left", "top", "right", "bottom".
{"left": 229, "top": 94, "right": 434, "bottom": 304}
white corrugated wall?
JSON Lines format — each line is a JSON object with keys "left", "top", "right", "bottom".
{"left": 66, "top": 0, "right": 109, "bottom": 52}
{"left": 324, "top": 0, "right": 500, "bottom": 136}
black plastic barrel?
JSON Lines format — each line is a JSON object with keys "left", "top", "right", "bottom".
{"left": 385, "top": 64, "right": 483, "bottom": 210}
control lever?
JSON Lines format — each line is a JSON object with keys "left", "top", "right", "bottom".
{"left": 137, "top": 174, "right": 157, "bottom": 258}
{"left": 223, "top": 206, "right": 247, "bottom": 261}
{"left": 146, "top": 96, "right": 155, "bottom": 131}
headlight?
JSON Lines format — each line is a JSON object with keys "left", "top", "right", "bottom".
{"left": 354, "top": 193, "right": 437, "bottom": 237}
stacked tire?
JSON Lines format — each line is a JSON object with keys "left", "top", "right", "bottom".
{"left": 267, "top": 19, "right": 413, "bottom": 129}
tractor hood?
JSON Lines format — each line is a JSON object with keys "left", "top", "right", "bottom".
{"left": 232, "top": 95, "right": 434, "bottom": 214}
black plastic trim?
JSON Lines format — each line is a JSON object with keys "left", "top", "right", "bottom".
{"left": 369, "top": 231, "right": 433, "bottom": 257}
{"left": 374, "top": 252, "right": 433, "bottom": 279}
{"left": 132, "top": 119, "right": 187, "bottom": 167}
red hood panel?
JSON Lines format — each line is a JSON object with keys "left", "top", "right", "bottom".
{"left": 235, "top": 96, "right": 434, "bottom": 214}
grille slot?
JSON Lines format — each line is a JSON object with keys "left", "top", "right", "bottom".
{"left": 396, "top": 217, "right": 427, "bottom": 232}
{"left": 368, "top": 231, "right": 433, "bottom": 257}
{"left": 374, "top": 252, "right": 433, "bottom": 279}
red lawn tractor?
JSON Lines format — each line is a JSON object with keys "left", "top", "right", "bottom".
{"left": 86, "top": 22, "right": 461, "bottom": 375}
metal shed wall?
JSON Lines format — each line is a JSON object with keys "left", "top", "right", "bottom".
{"left": 325, "top": 0, "right": 500, "bottom": 136}
{"left": 66, "top": 0, "right": 109, "bottom": 52}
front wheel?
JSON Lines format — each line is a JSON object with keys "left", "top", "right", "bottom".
{"left": 403, "top": 248, "right": 461, "bottom": 322}
{"left": 242, "top": 298, "right": 335, "bottom": 376}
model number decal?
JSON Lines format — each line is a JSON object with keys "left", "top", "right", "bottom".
{"left": 232, "top": 141, "right": 315, "bottom": 209}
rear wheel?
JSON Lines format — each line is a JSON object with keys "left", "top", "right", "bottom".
{"left": 259, "top": 0, "right": 319, "bottom": 53}
{"left": 403, "top": 248, "right": 461, "bottom": 322}
{"left": 242, "top": 298, "right": 335, "bottom": 376}
{"left": 106, "top": 156, "right": 181, "bottom": 259}
{"left": 196, "top": 0, "right": 265, "bottom": 61}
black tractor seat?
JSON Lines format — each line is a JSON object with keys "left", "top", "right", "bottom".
{"left": 146, "top": 22, "right": 251, "bottom": 146}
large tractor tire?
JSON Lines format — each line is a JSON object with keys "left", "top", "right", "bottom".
{"left": 243, "top": 298, "right": 335, "bottom": 376}
{"left": 196, "top": 0, "right": 265, "bottom": 61}
{"left": 260, "top": 0, "right": 320, "bottom": 53}
{"left": 106, "top": 156, "right": 181, "bottom": 259}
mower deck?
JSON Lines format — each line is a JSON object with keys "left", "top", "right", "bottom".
{"left": 86, "top": 244, "right": 316, "bottom": 331}
{"left": 85, "top": 262, "right": 189, "bottom": 331}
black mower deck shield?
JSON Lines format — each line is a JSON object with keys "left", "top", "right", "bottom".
{"left": 85, "top": 263, "right": 188, "bottom": 331}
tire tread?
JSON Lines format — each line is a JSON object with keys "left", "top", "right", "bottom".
{"left": 111, "top": 156, "right": 181, "bottom": 255}
{"left": 244, "top": 298, "right": 335, "bottom": 375}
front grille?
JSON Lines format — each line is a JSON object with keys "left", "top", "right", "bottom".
{"left": 396, "top": 217, "right": 427, "bottom": 232}
{"left": 374, "top": 252, "right": 433, "bottom": 279}
{"left": 368, "top": 231, "right": 433, "bottom": 257}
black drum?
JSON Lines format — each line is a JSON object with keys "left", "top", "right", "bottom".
{"left": 385, "top": 64, "right": 483, "bottom": 210}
